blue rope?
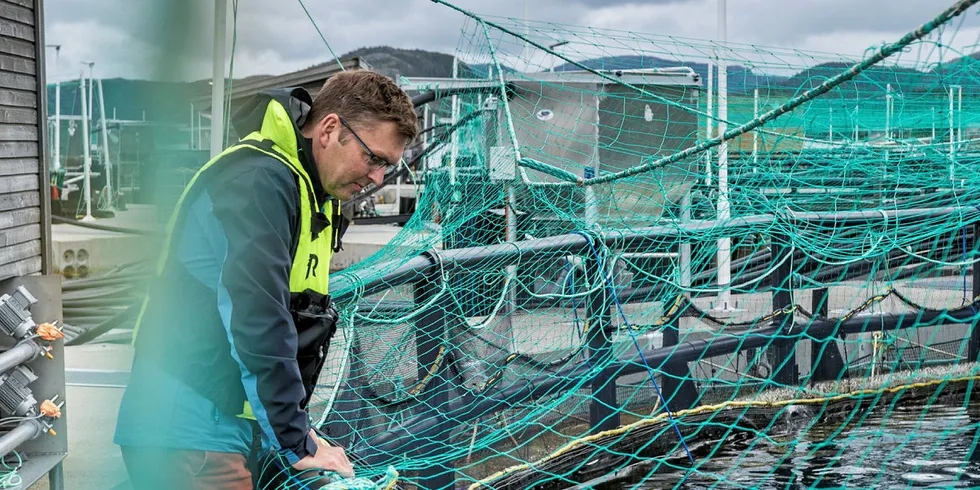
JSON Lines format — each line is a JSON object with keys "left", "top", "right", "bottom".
{"left": 564, "top": 257, "right": 590, "bottom": 366}
{"left": 571, "top": 230, "right": 695, "bottom": 465}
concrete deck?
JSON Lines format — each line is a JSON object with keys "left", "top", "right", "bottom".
{"left": 50, "top": 205, "right": 160, "bottom": 278}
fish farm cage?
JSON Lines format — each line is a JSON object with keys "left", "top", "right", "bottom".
{"left": 59, "top": 0, "right": 980, "bottom": 489}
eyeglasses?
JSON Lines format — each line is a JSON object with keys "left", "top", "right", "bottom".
{"left": 339, "top": 118, "right": 395, "bottom": 169}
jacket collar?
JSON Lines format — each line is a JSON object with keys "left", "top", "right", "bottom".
{"left": 232, "top": 87, "right": 327, "bottom": 204}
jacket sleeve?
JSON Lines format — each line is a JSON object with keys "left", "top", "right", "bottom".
{"left": 208, "top": 163, "right": 317, "bottom": 464}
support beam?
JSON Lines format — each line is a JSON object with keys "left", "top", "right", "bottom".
{"left": 96, "top": 78, "right": 112, "bottom": 209}
{"left": 78, "top": 74, "right": 93, "bottom": 221}
{"left": 413, "top": 269, "right": 455, "bottom": 490}
{"left": 809, "top": 288, "right": 846, "bottom": 382}
{"left": 662, "top": 310, "right": 697, "bottom": 411}
{"left": 971, "top": 222, "right": 980, "bottom": 361}
{"left": 770, "top": 234, "right": 797, "bottom": 386}
{"left": 587, "top": 256, "right": 618, "bottom": 433}
{"left": 210, "top": 0, "right": 228, "bottom": 158}
{"left": 714, "top": 0, "right": 733, "bottom": 313}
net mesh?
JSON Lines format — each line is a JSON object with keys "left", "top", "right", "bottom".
{"left": 202, "top": 0, "right": 980, "bottom": 488}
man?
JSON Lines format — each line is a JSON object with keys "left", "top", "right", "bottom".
{"left": 114, "top": 70, "right": 419, "bottom": 489}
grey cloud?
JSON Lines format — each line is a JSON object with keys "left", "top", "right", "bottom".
{"left": 571, "top": 0, "right": 689, "bottom": 5}
{"left": 45, "top": 0, "right": 212, "bottom": 80}
{"left": 223, "top": 0, "right": 592, "bottom": 76}
{"left": 730, "top": 0, "right": 980, "bottom": 46}
{"left": 42, "top": 0, "right": 980, "bottom": 80}
{"left": 46, "top": 0, "right": 208, "bottom": 49}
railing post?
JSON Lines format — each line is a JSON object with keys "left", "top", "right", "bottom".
{"left": 970, "top": 223, "right": 980, "bottom": 361}
{"left": 48, "top": 462, "right": 64, "bottom": 490}
{"left": 587, "top": 255, "right": 619, "bottom": 433}
{"left": 770, "top": 234, "right": 798, "bottom": 386}
{"left": 809, "top": 287, "right": 846, "bottom": 382}
{"left": 662, "top": 307, "right": 697, "bottom": 410}
{"left": 413, "top": 264, "right": 455, "bottom": 490}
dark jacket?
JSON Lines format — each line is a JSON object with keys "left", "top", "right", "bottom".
{"left": 117, "top": 88, "right": 335, "bottom": 463}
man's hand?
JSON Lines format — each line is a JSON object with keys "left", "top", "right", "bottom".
{"left": 291, "top": 429, "right": 354, "bottom": 478}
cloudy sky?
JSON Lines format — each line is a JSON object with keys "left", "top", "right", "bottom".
{"left": 43, "top": 0, "right": 980, "bottom": 82}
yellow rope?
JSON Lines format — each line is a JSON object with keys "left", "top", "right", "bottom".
{"left": 480, "top": 353, "right": 521, "bottom": 392}
{"left": 381, "top": 470, "right": 399, "bottom": 490}
{"left": 840, "top": 287, "right": 893, "bottom": 323}
{"left": 408, "top": 346, "right": 447, "bottom": 397}
{"left": 762, "top": 304, "right": 798, "bottom": 323}
{"left": 652, "top": 295, "right": 685, "bottom": 327}
{"left": 467, "top": 373, "right": 980, "bottom": 489}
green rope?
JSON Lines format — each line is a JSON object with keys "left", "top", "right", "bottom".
{"left": 297, "top": 0, "right": 347, "bottom": 72}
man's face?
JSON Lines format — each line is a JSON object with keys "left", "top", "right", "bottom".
{"left": 311, "top": 114, "right": 405, "bottom": 201}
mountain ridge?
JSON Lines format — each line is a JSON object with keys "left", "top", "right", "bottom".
{"left": 49, "top": 45, "right": 980, "bottom": 121}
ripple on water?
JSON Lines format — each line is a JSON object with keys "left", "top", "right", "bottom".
{"left": 905, "top": 459, "right": 970, "bottom": 467}
{"left": 624, "top": 403, "right": 980, "bottom": 490}
{"left": 946, "top": 469, "right": 980, "bottom": 480}
{"left": 813, "top": 465, "right": 876, "bottom": 476}
{"left": 901, "top": 472, "right": 952, "bottom": 484}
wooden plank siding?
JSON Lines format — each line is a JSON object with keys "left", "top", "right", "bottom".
{"left": 0, "top": 0, "right": 49, "bottom": 280}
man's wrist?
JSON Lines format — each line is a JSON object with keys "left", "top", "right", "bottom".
{"left": 284, "top": 431, "right": 319, "bottom": 464}
{"left": 300, "top": 432, "right": 319, "bottom": 458}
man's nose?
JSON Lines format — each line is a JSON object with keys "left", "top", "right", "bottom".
{"left": 368, "top": 165, "right": 385, "bottom": 186}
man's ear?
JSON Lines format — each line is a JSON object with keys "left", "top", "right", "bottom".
{"left": 318, "top": 114, "right": 340, "bottom": 147}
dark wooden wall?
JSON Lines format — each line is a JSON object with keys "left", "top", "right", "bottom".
{"left": 0, "top": 0, "right": 49, "bottom": 280}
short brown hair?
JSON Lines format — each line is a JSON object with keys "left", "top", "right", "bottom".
{"left": 306, "top": 70, "right": 418, "bottom": 143}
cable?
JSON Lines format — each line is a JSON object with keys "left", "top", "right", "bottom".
{"left": 51, "top": 214, "right": 159, "bottom": 235}
{"left": 0, "top": 450, "right": 20, "bottom": 489}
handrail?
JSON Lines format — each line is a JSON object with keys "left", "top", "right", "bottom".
{"left": 329, "top": 205, "right": 980, "bottom": 302}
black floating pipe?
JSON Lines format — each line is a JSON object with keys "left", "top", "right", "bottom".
{"left": 411, "top": 91, "right": 438, "bottom": 107}
{"left": 411, "top": 85, "right": 505, "bottom": 108}
{"left": 355, "top": 306, "right": 978, "bottom": 462}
